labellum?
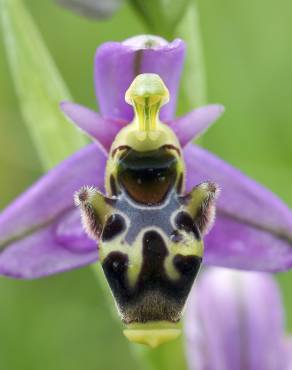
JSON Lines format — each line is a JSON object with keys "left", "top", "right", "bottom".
{"left": 75, "top": 73, "right": 219, "bottom": 347}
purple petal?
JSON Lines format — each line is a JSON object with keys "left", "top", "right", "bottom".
{"left": 184, "top": 144, "right": 292, "bottom": 272}
{"left": 185, "top": 268, "right": 285, "bottom": 370}
{"left": 168, "top": 104, "right": 224, "bottom": 146}
{"left": 0, "top": 144, "right": 105, "bottom": 278}
{"left": 60, "top": 101, "right": 126, "bottom": 153}
{"left": 95, "top": 35, "right": 185, "bottom": 122}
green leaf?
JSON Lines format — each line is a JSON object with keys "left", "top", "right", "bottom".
{"left": 0, "top": 0, "right": 87, "bottom": 170}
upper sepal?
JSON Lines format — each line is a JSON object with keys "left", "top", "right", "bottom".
{"left": 95, "top": 36, "right": 185, "bottom": 122}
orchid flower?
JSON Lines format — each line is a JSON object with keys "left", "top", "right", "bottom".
{"left": 1, "top": 35, "right": 292, "bottom": 282}
{"left": 185, "top": 268, "right": 291, "bottom": 370}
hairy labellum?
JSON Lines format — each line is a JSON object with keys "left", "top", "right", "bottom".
{"left": 75, "top": 74, "right": 219, "bottom": 347}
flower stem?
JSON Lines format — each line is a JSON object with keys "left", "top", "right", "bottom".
{"left": 175, "top": 0, "right": 208, "bottom": 112}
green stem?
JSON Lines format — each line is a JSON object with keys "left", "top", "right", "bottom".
{"left": 175, "top": 0, "right": 207, "bottom": 112}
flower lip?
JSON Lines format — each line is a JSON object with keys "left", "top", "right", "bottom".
{"left": 122, "top": 35, "right": 181, "bottom": 50}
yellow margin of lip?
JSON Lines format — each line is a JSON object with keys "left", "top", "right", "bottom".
{"left": 123, "top": 321, "right": 181, "bottom": 348}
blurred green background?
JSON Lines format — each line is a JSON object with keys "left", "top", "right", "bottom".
{"left": 0, "top": 0, "right": 291, "bottom": 369}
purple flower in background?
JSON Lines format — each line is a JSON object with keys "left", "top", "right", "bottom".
{"left": 0, "top": 35, "right": 292, "bottom": 279}
{"left": 56, "top": 0, "right": 123, "bottom": 19}
{"left": 286, "top": 340, "right": 292, "bottom": 370}
{"left": 185, "top": 268, "right": 291, "bottom": 370}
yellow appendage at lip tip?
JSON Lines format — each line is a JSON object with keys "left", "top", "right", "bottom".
{"left": 123, "top": 321, "right": 181, "bottom": 348}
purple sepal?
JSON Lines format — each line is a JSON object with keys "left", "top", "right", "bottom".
{"left": 184, "top": 144, "right": 292, "bottom": 272}
{"left": 0, "top": 222, "right": 97, "bottom": 279}
{"left": 0, "top": 144, "right": 103, "bottom": 278}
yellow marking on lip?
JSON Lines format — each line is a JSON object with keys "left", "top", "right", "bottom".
{"left": 99, "top": 224, "right": 203, "bottom": 287}
{"left": 98, "top": 227, "right": 143, "bottom": 289}
{"left": 169, "top": 235, "right": 204, "bottom": 257}
{"left": 164, "top": 235, "right": 204, "bottom": 280}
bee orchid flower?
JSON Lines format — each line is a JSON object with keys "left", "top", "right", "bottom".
{"left": 185, "top": 268, "right": 291, "bottom": 370}
{"left": 0, "top": 35, "right": 292, "bottom": 280}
